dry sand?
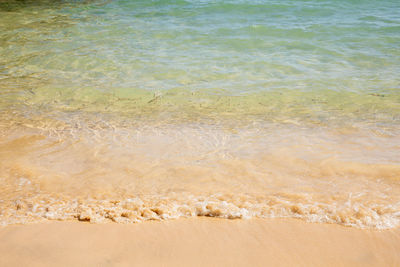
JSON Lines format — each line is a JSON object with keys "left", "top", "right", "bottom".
{"left": 0, "top": 218, "right": 399, "bottom": 267}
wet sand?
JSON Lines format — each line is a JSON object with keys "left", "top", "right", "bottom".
{"left": 1, "top": 218, "right": 399, "bottom": 267}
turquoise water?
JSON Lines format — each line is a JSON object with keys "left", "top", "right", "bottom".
{"left": 1, "top": 0, "right": 400, "bottom": 127}
{"left": 1, "top": 0, "right": 400, "bottom": 228}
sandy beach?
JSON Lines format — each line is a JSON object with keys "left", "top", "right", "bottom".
{"left": 1, "top": 0, "right": 400, "bottom": 266}
{"left": 1, "top": 218, "right": 400, "bottom": 267}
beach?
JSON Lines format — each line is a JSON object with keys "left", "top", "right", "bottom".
{"left": 1, "top": 0, "right": 400, "bottom": 265}
{"left": 1, "top": 218, "right": 400, "bottom": 267}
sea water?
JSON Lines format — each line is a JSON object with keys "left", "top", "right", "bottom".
{"left": 0, "top": 0, "right": 400, "bottom": 228}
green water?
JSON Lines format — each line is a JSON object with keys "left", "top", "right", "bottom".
{"left": 1, "top": 0, "right": 400, "bottom": 126}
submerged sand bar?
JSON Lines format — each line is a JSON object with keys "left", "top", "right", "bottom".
{"left": 1, "top": 218, "right": 399, "bottom": 267}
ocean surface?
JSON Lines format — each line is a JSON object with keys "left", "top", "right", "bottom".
{"left": 0, "top": 0, "right": 399, "bottom": 228}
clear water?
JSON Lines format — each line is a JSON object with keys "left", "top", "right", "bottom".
{"left": 0, "top": 0, "right": 400, "bottom": 228}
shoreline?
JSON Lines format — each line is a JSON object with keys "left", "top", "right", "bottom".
{"left": 1, "top": 218, "right": 399, "bottom": 266}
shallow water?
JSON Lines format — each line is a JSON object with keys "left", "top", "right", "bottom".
{"left": 0, "top": 0, "right": 400, "bottom": 228}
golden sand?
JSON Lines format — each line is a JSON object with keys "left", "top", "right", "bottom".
{"left": 1, "top": 218, "right": 399, "bottom": 266}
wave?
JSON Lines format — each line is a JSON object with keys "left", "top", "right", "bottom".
{"left": 1, "top": 125, "right": 399, "bottom": 229}
{"left": 2, "top": 192, "right": 400, "bottom": 229}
